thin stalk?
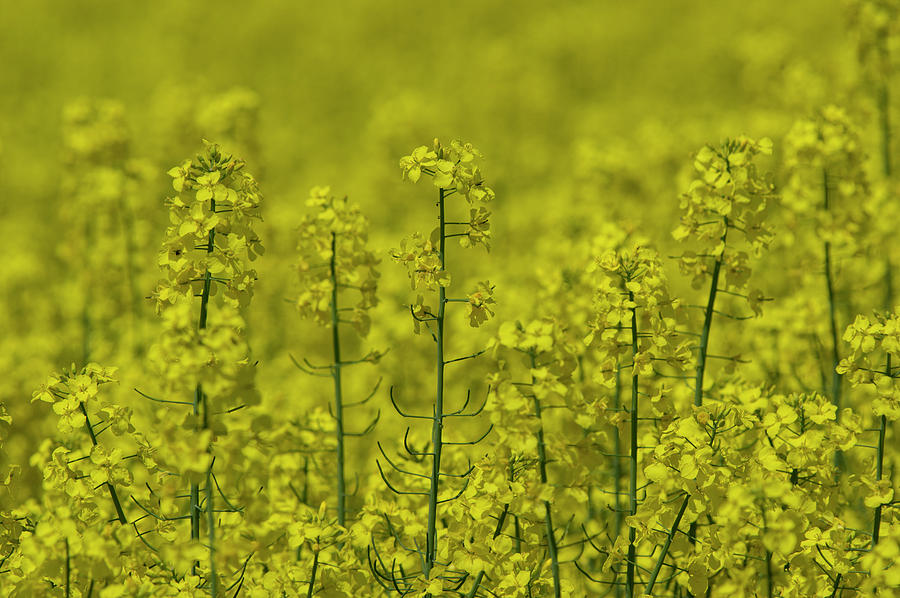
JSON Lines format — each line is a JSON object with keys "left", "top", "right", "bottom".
{"left": 687, "top": 217, "right": 728, "bottom": 597}
{"left": 823, "top": 169, "right": 842, "bottom": 416}
{"left": 874, "top": 74, "right": 892, "bottom": 548}
{"left": 192, "top": 197, "right": 216, "bottom": 570}
{"left": 514, "top": 515, "right": 522, "bottom": 553}
{"left": 687, "top": 221, "right": 727, "bottom": 586}
{"left": 613, "top": 354, "right": 624, "bottom": 598}
{"left": 511, "top": 460, "right": 522, "bottom": 554}
{"left": 626, "top": 294, "right": 639, "bottom": 598}
{"left": 425, "top": 188, "right": 447, "bottom": 577}
{"left": 828, "top": 574, "right": 842, "bottom": 598}
{"left": 614, "top": 343, "right": 624, "bottom": 539}
{"left": 873, "top": 358, "right": 888, "bottom": 546}
{"left": 79, "top": 403, "right": 127, "bottom": 524}
{"left": 645, "top": 494, "right": 690, "bottom": 595}
{"left": 761, "top": 507, "right": 774, "bottom": 598}
{"left": 329, "top": 233, "right": 347, "bottom": 526}
{"left": 65, "top": 538, "right": 71, "bottom": 598}
{"left": 205, "top": 464, "right": 219, "bottom": 597}
{"left": 694, "top": 221, "right": 727, "bottom": 408}
{"left": 307, "top": 549, "right": 320, "bottom": 598}
{"left": 530, "top": 352, "right": 561, "bottom": 598}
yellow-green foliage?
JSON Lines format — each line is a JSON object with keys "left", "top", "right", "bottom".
{"left": 2, "top": 1, "right": 900, "bottom": 597}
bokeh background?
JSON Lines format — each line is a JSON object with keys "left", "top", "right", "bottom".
{"left": 0, "top": 0, "right": 883, "bottom": 522}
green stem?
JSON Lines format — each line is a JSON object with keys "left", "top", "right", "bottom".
{"left": 206, "top": 464, "right": 218, "bottom": 597}
{"left": 510, "top": 460, "right": 522, "bottom": 554}
{"left": 307, "top": 549, "right": 320, "bottom": 598}
{"left": 530, "top": 352, "right": 561, "bottom": 598}
{"left": 193, "top": 197, "right": 216, "bottom": 560}
{"left": 65, "top": 538, "right": 71, "bottom": 598}
{"left": 828, "top": 574, "right": 842, "bottom": 598}
{"left": 694, "top": 221, "right": 727, "bottom": 408}
{"left": 823, "top": 169, "right": 842, "bottom": 416}
{"left": 425, "top": 188, "right": 447, "bottom": 577}
{"left": 329, "top": 233, "right": 347, "bottom": 527}
{"left": 79, "top": 403, "right": 127, "bottom": 524}
{"left": 875, "top": 75, "right": 892, "bottom": 549}
{"left": 190, "top": 392, "right": 202, "bottom": 541}
{"left": 614, "top": 344, "right": 623, "bottom": 538}
{"left": 514, "top": 514, "right": 521, "bottom": 553}
{"left": 761, "top": 507, "right": 774, "bottom": 598}
{"left": 613, "top": 354, "right": 624, "bottom": 598}
{"left": 873, "top": 360, "right": 888, "bottom": 546}
{"left": 645, "top": 494, "right": 690, "bottom": 595}
{"left": 688, "top": 221, "right": 727, "bottom": 581}
{"left": 626, "top": 294, "right": 639, "bottom": 598}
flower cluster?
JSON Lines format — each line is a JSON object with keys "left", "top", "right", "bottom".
{"left": 673, "top": 136, "right": 777, "bottom": 293}
{"left": 782, "top": 106, "right": 870, "bottom": 249}
{"left": 147, "top": 300, "right": 260, "bottom": 413}
{"left": 838, "top": 312, "right": 900, "bottom": 419}
{"left": 484, "top": 318, "right": 582, "bottom": 597}
{"left": 295, "top": 186, "right": 379, "bottom": 335}
{"left": 391, "top": 230, "right": 450, "bottom": 292}
{"left": 28, "top": 363, "right": 137, "bottom": 531}
{"left": 32, "top": 363, "right": 121, "bottom": 436}
{"left": 847, "top": 0, "right": 900, "bottom": 81}
{"left": 585, "top": 246, "right": 690, "bottom": 385}
{"left": 156, "top": 142, "right": 264, "bottom": 312}
{"left": 59, "top": 98, "right": 155, "bottom": 361}
{"left": 393, "top": 138, "right": 498, "bottom": 329}
{"left": 488, "top": 318, "right": 579, "bottom": 449}
{"left": 399, "top": 139, "right": 496, "bottom": 202}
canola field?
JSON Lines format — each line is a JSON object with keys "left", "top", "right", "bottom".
{"left": 1, "top": 0, "right": 899, "bottom": 596}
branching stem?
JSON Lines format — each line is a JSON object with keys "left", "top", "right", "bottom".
{"left": 822, "top": 169, "right": 842, "bottom": 416}
{"left": 329, "top": 232, "right": 348, "bottom": 526}
{"left": 694, "top": 219, "right": 727, "bottom": 408}
{"left": 626, "top": 293, "right": 639, "bottom": 598}
{"left": 425, "top": 188, "right": 447, "bottom": 579}
{"left": 530, "top": 352, "right": 561, "bottom": 598}
{"left": 645, "top": 494, "right": 690, "bottom": 595}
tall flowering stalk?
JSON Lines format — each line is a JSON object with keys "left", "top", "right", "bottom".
{"left": 293, "top": 185, "right": 382, "bottom": 527}
{"left": 848, "top": 0, "right": 898, "bottom": 179}
{"left": 59, "top": 98, "right": 151, "bottom": 362}
{"left": 674, "top": 136, "right": 776, "bottom": 409}
{"left": 783, "top": 108, "right": 869, "bottom": 418}
{"left": 147, "top": 142, "right": 263, "bottom": 596}
{"left": 838, "top": 313, "right": 900, "bottom": 571}
{"left": 485, "top": 318, "right": 581, "bottom": 597}
{"left": 847, "top": 8, "right": 900, "bottom": 569}
{"left": 584, "top": 245, "right": 685, "bottom": 598}
{"left": 21, "top": 364, "right": 149, "bottom": 594}
{"left": 375, "top": 139, "right": 495, "bottom": 594}
{"left": 32, "top": 365, "right": 129, "bottom": 525}
{"left": 670, "top": 136, "right": 776, "bottom": 595}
